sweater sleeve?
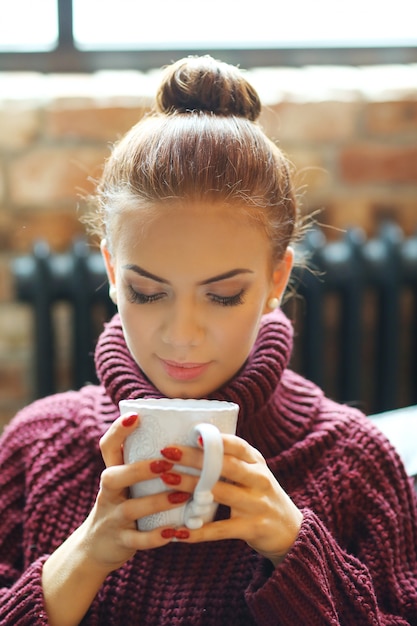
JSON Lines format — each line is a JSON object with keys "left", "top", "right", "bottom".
{"left": 0, "top": 556, "right": 49, "bottom": 624}
{"left": 245, "top": 431, "right": 417, "bottom": 625}
{"left": 0, "top": 389, "right": 103, "bottom": 625}
{"left": 0, "top": 422, "right": 50, "bottom": 624}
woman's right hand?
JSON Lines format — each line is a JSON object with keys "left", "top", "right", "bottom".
{"left": 43, "top": 412, "right": 186, "bottom": 626}
{"left": 84, "top": 412, "right": 187, "bottom": 573}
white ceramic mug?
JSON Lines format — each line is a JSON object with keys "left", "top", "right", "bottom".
{"left": 120, "top": 398, "right": 239, "bottom": 531}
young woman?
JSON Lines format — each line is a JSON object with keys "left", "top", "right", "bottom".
{"left": 0, "top": 55, "right": 416, "bottom": 626}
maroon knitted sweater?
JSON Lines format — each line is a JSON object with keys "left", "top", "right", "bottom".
{"left": 0, "top": 310, "right": 416, "bottom": 625}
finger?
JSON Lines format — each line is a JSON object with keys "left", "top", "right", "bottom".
{"left": 213, "top": 469, "right": 282, "bottom": 519}
{"left": 101, "top": 461, "right": 198, "bottom": 494}
{"left": 221, "top": 434, "right": 264, "bottom": 464}
{"left": 160, "top": 438, "right": 264, "bottom": 490}
{"left": 220, "top": 456, "right": 268, "bottom": 490}
{"left": 160, "top": 444, "right": 204, "bottom": 470}
{"left": 120, "top": 525, "right": 190, "bottom": 551}
{"left": 100, "top": 462, "right": 147, "bottom": 494}
{"left": 169, "top": 518, "right": 242, "bottom": 545}
{"left": 210, "top": 479, "right": 243, "bottom": 508}
{"left": 120, "top": 490, "right": 191, "bottom": 525}
{"left": 100, "top": 413, "right": 140, "bottom": 467}
{"left": 159, "top": 435, "right": 258, "bottom": 471}
{"left": 175, "top": 510, "right": 301, "bottom": 565}
{"left": 158, "top": 444, "right": 245, "bottom": 495}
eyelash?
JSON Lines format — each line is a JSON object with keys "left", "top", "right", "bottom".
{"left": 208, "top": 290, "right": 246, "bottom": 307}
{"left": 127, "top": 286, "right": 246, "bottom": 307}
{"left": 127, "top": 286, "right": 165, "bottom": 304}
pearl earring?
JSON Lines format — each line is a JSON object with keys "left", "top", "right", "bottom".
{"left": 267, "top": 297, "right": 280, "bottom": 310}
{"left": 109, "top": 285, "right": 118, "bottom": 304}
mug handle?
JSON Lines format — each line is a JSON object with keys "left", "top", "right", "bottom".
{"left": 183, "top": 423, "right": 223, "bottom": 530}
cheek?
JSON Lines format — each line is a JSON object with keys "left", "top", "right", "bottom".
{"left": 217, "top": 307, "right": 263, "bottom": 354}
{"left": 118, "top": 305, "right": 154, "bottom": 352}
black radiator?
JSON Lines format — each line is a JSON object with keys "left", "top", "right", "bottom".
{"left": 13, "top": 239, "right": 117, "bottom": 399}
{"left": 12, "top": 221, "right": 417, "bottom": 414}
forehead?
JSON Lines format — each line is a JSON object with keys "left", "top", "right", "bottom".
{"left": 111, "top": 201, "right": 273, "bottom": 274}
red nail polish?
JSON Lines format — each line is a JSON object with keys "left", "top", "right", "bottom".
{"left": 161, "top": 528, "right": 176, "bottom": 539}
{"left": 161, "top": 472, "right": 181, "bottom": 486}
{"left": 149, "top": 460, "right": 174, "bottom": 474}
{"left": 167, "top": 491, "right": 190, "bottom": 504}
{"left": 121, "top": 413, "right": 138, "bottom": 427}
{"left": 175, "top": 529, "right": 190, "bottom": 540}
{"left": 160, "top": 447, "right": 182, "bottom": 461}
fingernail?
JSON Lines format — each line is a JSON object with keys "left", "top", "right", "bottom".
{"left": 175, "top": 529, "right": 190, "bottom": 540}
{"left": 150, "top": 460, "right": 174, "bottom": 474}
{"left": 160, "top": 447, "right": 182, "bottom": 461}
{"left": 161, "top": 472, "right": 181, "bottom": 486}
{"left": 121, "top": 413, "right": 138, "bottom": 427}
{"left": 161, "top": 528, "right": 176, "bottom": 539}
{"left": 167, "top": 491, "right": 190, "bottom": 504}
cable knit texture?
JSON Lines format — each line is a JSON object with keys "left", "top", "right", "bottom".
{"left": 0, "top": 309, "right": 416, "bottom": 625}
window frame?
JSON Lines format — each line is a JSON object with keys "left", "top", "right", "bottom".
{"left": 1, "top": 0, "right": 416, "bottom": 73}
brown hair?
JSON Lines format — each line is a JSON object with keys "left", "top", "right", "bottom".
{"left": 88, "top": 55, "right": 299, "bottom": 263}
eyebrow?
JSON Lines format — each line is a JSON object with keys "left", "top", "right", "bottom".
{"left": 122, "top": 264, "right": 254, "bottom": 285}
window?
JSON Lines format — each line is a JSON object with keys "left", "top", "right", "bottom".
{"left": 1, "top": 0, "right": 416, "bottom": 72}
{"left": 73, "top": 0, "right": 417, "bottom": 51}
{"left": 0, "top": 0, "right": 58, "bottom": 51}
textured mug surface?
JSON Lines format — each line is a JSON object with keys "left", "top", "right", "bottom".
{"left": 120, "top": 398, "right": 239, "bottom": 530}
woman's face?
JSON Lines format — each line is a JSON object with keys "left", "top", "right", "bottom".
{"left": 102, "top": 202, "right": 292, "bottom": 398}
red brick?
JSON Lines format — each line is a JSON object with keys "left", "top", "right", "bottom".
{"left": 318, "top": 197, "right": 375, "bottom": 235}
{"left": 0, "top": 208, "right": 13, "bottom": 249}
{"left": 364, "top": 101, "right": 417, "bottom": 135}
{"left": 287, "top": 148, "right": 330, "bottom": 193}
{"left": 0, "top": 106, "right": 40, "bottom": 150}
{"left": 45, "top": 104, "right": 148, "bottom": 141}
{"left": 340, "top": 144, "right": 417, "bottom": 183}
{"left": 320, "top": 195, "right": 417, "bottom": 236}
{"left": 0, "top": 256, "right": 13, "bottom": 302}
{"left": 0, "top": 364, "right": 27, "bottom": 400}
{"left": 0, "top": 305, "right": 33, "bottom": 418}
{"left": 370, "top": 197, "right": 417, "bottom": 235}
{"left": 260, "top": 102, "right": 360, "bottom": 142}
{"left": 0, "top": 407, "right": 18, "bottom": 432}
{"left": 8, "top": 146, "right": 108, "bottom": 205}
{"left": 0, "top": 165, "right": 4, "bottom": 202}
{"left": 0, "top": 304, "right": 32, "bottom": 352}
{"left": 0, "top": 403, "right": 29, "bottom": 432}
{"left": 11, "top": 209, "right": 87, "bottom": 253}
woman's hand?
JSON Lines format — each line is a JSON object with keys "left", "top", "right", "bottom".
{"left": 43, "top": 412, "right": 193, "bottom": 626}
{"left": 84, "top": 413, "right": 193, "bottom": 573}
{"left": 159, "top": 434, "right": 303, "bottom": 566}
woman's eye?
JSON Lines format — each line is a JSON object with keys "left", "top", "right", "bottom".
{"left": 127, "top": 285, "right": 165, "bottom": 304}
{"left": 209, "top": 289, "right": 246, "bottom": 307}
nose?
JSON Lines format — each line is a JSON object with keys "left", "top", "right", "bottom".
{"left": 161, "top": 297, "right": 204, "bottom": 348}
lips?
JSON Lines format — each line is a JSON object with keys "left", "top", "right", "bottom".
{"left": 160, "top": 359, "right": 211, "bottom": 381}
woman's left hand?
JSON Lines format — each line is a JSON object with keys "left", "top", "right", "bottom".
{"left": 160, "top": 434, "right": 303, "bottom": 566}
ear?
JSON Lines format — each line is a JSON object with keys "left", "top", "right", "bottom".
{"left": 263, "top": 247, "right": 294, "bottom": 314}
{"left": 100, "top": 239, "right": 116, "bottom": 284}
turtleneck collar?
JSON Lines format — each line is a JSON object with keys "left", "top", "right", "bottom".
{"left": 95, "top": 309, "right": 322, "bottom": 457}
{"left": 95, "top": 309, "right": 293, "bottom": 423}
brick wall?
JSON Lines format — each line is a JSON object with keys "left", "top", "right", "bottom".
{"left": 1, "top": 65, "right": 416, "bottom": 428}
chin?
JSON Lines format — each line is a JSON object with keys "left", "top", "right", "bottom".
{"left": 155, "top": 378, "right": 215, "bottom": 400}
{"left": 161, "top": 386, "right": 208, "bottom": 400}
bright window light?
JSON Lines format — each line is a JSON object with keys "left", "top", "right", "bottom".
{"left": 0, "top": 0, "right": 58, "bottom": 51}
{"left": 73, "top": 0, "right": 417, "bottom": 50}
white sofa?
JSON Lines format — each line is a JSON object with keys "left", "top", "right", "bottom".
{"left": 369, "top": 405, "right": 417, "bottom": 490}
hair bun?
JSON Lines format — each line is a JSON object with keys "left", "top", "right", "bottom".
{"left": 156, "top": 55, "right": 261, "bottom": 121}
